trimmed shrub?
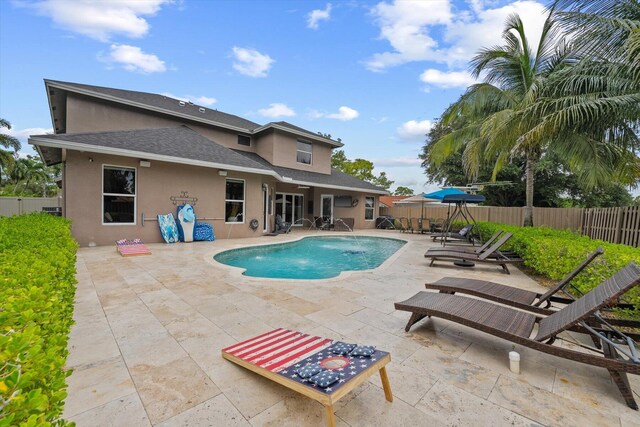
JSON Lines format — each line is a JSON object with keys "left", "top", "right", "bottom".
{"left": 475, "top": 222, "right": 640, "bottom": 317}
{"left": 0, "top": 213, "right": 77, "bottom": 427}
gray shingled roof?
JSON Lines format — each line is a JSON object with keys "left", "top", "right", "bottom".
{"left": 32, "top": 126, "right": 271, "bottom": 171}
{"left": 264, "top": 121, "right": 338, "bottom": 143}
{"left": 46, "top": 80, "right": 262, "bottom": 132}
{"left": 233, "top": 150, "right": 386, "bottom": 193}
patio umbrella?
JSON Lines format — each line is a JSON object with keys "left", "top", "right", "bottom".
{"left": 394, "top": 193, "right": 440, "bottom": 222}
{"left": 423, "top": 187, "right": 466, "bottom": 200}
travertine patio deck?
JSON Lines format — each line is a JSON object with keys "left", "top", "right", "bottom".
{"left": 64, "top": 230, "right": 639, "bottom": 426}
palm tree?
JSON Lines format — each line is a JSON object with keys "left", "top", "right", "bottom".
{"left": 0, "top": 118, "right": 21, "bottom": 152}
{"left": 516, "top": 0, "right": 640, "bottom": 189}
{"left": 0, "top": 118, "right": 20, "bottom": 177}
{"left": 428, "top": 12, "right": 573, "bottom": 225}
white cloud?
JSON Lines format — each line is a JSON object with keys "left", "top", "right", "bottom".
{"left": 102, "top": 44, "right": 166, "bottom": 73}
{"left": 310, "top": 106, "right": 359, "bottom": 121}
{"left": 328, "top": 106, "right": 359, "bottom": 121}
{"left": 307, "top": 3, "right": 332, "bottom": 29}
{"left": 397, "top": 119, "right": 433, "bottom": 140}
{"left": 310, "top": 107, "right": 355, "bottom": 121}
{"left": 7, "top": 127, "right": 54, "bottom": 144}
{"left": 161, "top": 93, "right": 217, "bottom": 106}
{"left": 258, "top": 103, "right": 296, "bottom": 118}
{"left": 26, "top": 0, "right": 171, "bottom": 42}
{"left": 365, "top": 0, "right": 452, "bottom": 71}
{"left": 231, "top": 47, "right": 274, "bottom": 78}
{"left": 365, "top": 0, "right": 547, "bottom": 71}
{"left": 419, "top": 68, "right": 476, "bottom": 89}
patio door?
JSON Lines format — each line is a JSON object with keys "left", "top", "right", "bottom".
{"left": 275, "top": 192, "right": 304, "bottom": 226}
{"left": 321, "top": 194, "right": 333, "bottom": 224}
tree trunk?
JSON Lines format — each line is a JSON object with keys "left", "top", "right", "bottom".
{"left": 523, "top": 154, "right": 535, "bottom": 227}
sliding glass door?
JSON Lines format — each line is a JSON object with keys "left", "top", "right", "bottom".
{"left": 275, "top": 192, "right": 304, "bottom": 226}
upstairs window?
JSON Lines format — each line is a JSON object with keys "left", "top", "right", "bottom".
{"left": 297, "top": 141, "right": 312, "bottom": 165}
{"left": 365, "top": 196, "right": 375, "bottom": 221}
{"left": 238, "top": 135, "right": 251, "bottom": 146}
{"left": 103, "top": 165, "right": 136, "bottom": 224}
{"left": 225, "top": 179, "right": 245, "bottom": 223}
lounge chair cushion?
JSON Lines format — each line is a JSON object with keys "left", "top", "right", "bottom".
{"left": 309, "top": 370, "right": 340, "bottom": 388}
{"left": 350, "top": 345, "right": 376, "bottom": 357}
{"left": 330, "top": 342, "right": 356, "bottom": 355}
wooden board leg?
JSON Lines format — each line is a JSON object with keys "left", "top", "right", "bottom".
{"left": 379, "top": 367, "right": 393, "bottom": 402}
{"left": 325, "top": 404, "right": 336, "bottom": 427}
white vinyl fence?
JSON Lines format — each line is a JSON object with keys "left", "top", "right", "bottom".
{"left": 0, "top": 197, "right": 62, "bottom": 217}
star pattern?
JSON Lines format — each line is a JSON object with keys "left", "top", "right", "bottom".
{"left": 276, "top": 343, "right": 386, "bottom": 395}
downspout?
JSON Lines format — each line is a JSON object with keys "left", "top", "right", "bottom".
{"left": 61, "top": 148, "right": 67, "bottom": 217}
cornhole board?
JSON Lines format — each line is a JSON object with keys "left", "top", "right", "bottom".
{"left": 115, "top": 239, "right": 151, "bottom": 257}
{"left": 222, "top": 328, "right": 393, "bottom": 427}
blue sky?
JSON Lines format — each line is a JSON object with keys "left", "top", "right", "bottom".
{"left": 1, "top": 0, "right": 553, "bottom": 194}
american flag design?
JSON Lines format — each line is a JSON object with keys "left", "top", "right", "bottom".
{"left": 222, "top": 329, "right": 388, "bottom": 395}
{"left": 115, "top": 239, "right": 151, "bottom": 256}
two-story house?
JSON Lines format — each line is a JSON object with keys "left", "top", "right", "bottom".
{"left": 29, "top": 80, "right": 387, "bottom": 246}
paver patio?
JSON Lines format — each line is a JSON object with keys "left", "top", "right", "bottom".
{"left": 63, "top": 230, "right": 639, "bottom": 426}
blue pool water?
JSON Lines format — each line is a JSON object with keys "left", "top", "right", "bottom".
{"left": 213, "top": 236, "right": 406, "bottom": 279}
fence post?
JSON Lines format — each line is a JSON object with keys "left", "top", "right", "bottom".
{"left": 614, "top": 207, "right": 623, "bottom": 244}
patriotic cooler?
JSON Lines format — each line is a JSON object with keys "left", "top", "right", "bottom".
{"left": 221, "top": 328, "right": 393, "bottom": 426}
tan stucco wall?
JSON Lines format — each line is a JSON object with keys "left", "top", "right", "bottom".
{"left": 270, "top": 133, "right": 331, "bottom": 175}
{"left": 255, "top": 132, "right": 275, "bottom": 165}
{"left": 65, "top": 150, "right": 276, "bottom": 246}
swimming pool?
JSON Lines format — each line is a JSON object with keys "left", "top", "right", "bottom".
{"left": 213, "top": 236, "right": 406, "bottom": 279}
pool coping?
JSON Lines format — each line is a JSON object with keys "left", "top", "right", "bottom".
{"left": 203, "top": 232, "right": 411, "bottom": 283}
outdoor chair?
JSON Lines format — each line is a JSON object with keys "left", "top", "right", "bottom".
{"left": 424, "top": 247, "right": 610, "bottom": 314}
{"left": 431, "top": 224, "right": 474, "bottom": 242}
{"left": 425, "top": 230, "right": 504, "bottom": 256}
{"left": 410, "top": 218, "right": 422, "bottom": 234}
{"left": 274, "top": 215, "right": 291, "bottom": 234}
{"left": 399, "top": 217, "right": 411, "bottom": 233}
{"left": 395, "top": 262, "right": 640, "bottom": 409}
{"left": 425, "top": 232, "right": 523, "bottom": 274}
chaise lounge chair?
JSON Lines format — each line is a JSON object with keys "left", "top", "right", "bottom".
{"left": 431, "top": 224, "right": 474, "bottom": 242}
{"left": 395, "top": 262, "right": 640, "bottom": 409}
{"left": 425, "top": 232, "right": 523, "bottom": 274}
{"left": 425, "top": 230, "right": 504, "bottom": 256}
{"left": 424, "top": 247, "right": 604, "bottom": 315}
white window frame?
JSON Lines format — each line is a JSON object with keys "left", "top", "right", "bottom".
{"left": 365, "top": 196, "right": 375, "bottom": 221}
{"left": 321, "top": 194, "right": 334, "bottom": 223}
{"left": 102, "top": 164, "right": 137, "bottom": 225}
{"left": 275, "top": 192, "right": 305, "bottom": 226}
{"left": 296, "top": 140, "right": 313, "bottom": 165}
{"left": 225, "top": 178, "right": 245, "bottom": 224}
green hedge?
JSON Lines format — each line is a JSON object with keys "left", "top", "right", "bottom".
{"left": 475, "top": 222, "right": 640, "bottom": 317}
{"left": 0, "top": 213, "right": 77, "bottom": 427}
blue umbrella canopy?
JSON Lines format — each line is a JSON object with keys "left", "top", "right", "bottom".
{"left": 423, "top": 187, "right": 466, "bottom": 200}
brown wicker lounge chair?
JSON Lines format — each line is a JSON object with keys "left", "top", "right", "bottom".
{"left": 425, "top": 230, "right": 503, "bottom": 256}
{"left": 424, "top": 247, "right": 604, "bottom": 314}
{"left": 431, "top": 224, "right": 474, "bottom": 242}
{"left": 395, "top": 262, "right": 640, "bottom": 409}
{"left": 425, "top": 232, "right": 523, "bottom": 274}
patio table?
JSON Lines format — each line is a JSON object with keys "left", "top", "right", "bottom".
{"left": 222, "top": 328, "right": 393, "bottom": 427}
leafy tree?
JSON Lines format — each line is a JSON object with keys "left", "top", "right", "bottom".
{"left": 426, "top": 9, "right": 638, "bottom": 225}
{"left": 331, "top": 149, "right": 394, "bottom": 190}
{"left": 393, "top": 186, "right": 414, "bottom": 196}
{"left": 1, "top": 154, "right": 60, "bottom": 197}
{"left": 427, "top": 12, "right": 577, "bottom": 226}
{"left": 421, "top": 120, "right": 634, "bottom": 207}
